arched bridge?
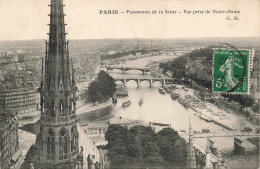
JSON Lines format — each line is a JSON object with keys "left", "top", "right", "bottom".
{"left": 193, "top": 131, "right": 260, "bottom": 154}
{"left": 193, "top": 131, "right": 260, "bottom": 138}
{"left": 114, "top": 77, "right": 174, "bottom": 87}
{"left": 106, "top": 65, "right": 155, "bottom": 74}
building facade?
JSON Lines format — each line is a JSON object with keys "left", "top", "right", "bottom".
{"left": 251, "top": 50, "right": 260, "bottom": 103}
{"left": 0, "top": 110, "right": 21, "bottom": 169}
{"left": 75, "top": 53, "right": 101, "bottom": 83}
{"left": 213, "top": 97, "right": 242, "bottom": 114}
{"left": 191, "top": 81, "right": 212, "bottom": 101}
{"left": 37, "top": 0, "right": 81, "bottom": 168}
{"left": 0, "top": 83, "right": 37, "bottom": 115}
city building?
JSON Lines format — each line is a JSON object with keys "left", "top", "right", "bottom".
{"left": 251, "top": 50, "right": 260, "bottom": 103}
{"left": 213, "top": 97, "right": 242, "bottom": 114}
{"left": 75, "top": 53, "right": 100, "bottom": 83}
{"left": 191, "top": 81, "right": 212, "bottom": 101}
{"left": 17, "top": 54, "right": 27, "bottom": 62}
{"left": 0, "top": 82, "right": 37, "bottom": 116}
{"left": 83, "top": 123, "right": 109, "bottom": 137}
{"left": 0, "top": 110, "right": 21, "bottom": 169}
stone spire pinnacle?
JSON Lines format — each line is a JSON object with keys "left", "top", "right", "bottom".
{"left": 187, "top": 116, "right": 196, "bottom": 168}
{"left": 46, "top": 0, "right": 70, "bottom": 93}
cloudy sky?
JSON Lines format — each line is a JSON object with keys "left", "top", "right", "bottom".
{"left": 0, "top": 0, "right": 259, "bottom": 40}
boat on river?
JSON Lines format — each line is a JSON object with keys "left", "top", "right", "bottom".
{"left": 202, "top": 128, "right": 210, "bottom": 133}
{"left": 122, "top": 100, "right": 131, "bottom": 107}
{"left": 178, "top": 97, "right": 190, "bottom": 109}
{"left": 170, "top": 92, "right": 180, "bottom": 100}
{"left": 199, "top": 114, "right": 213, "bottom": 122}
{"left": 139, "top": 98, "right": 143, "bottom": 106}
{"left": 158, "top": 87, "right": 166, "bottom": 94}
{"left": 170, "top": 84, "right": 178, "bottom": 90}
{"left": 163, "top": 86, "right": 171, "bottom": 94}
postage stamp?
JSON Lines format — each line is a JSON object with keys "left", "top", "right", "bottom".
{"left": 212, "top": 48, "right": 253, "bottom": 94}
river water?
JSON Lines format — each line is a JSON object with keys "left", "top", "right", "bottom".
{"left": 90, "top": 55, "right": 259, "bottom": 168}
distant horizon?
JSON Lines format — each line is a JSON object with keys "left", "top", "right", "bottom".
{"left": 0, "top": 36, "right": 259, "bottom": 42}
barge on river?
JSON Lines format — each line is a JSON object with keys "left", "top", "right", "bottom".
{"left": 122, "top": 100, "right": 131, "bottom": 107}
{"left": 158, "top": 87, "right": 166, "bottom": 94}
{"left": 178, "top": 97, "right": 190, "bottom": 109}
{"left": 163, "top": 86, "right": 171, "bottom": 94}
{"left": 200, "top": 114, "right": 213, "bottom": 122}
{"left": 171, "top": 92, "right": 180, "bottom": 100}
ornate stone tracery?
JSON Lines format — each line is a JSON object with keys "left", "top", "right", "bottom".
{"left": 37, "top": 0, "right": 80, "bottom": 166}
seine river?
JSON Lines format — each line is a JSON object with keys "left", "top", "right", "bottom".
{"left": 87, "top": 55, "right": 259, "bottom": 168}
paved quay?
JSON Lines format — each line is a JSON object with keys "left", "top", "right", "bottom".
{"left": 18, "top": 129, "right": 37, "bottom": 167}
{"left": 76, "top": 99, "right": 113, "bottom": 115}
{"left": 173, "top": 85, "right": 258, "bottom": 132}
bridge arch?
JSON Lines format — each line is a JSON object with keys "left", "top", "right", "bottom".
{"left": 106, "top": 66, "right": 152, "bottom": 74}
{"left": 114, "top": 77, "right": 172, "bottom": 87}
{"left": 152, "top": 79, "right": 165, "bottom": 86}
{"left": 139, "top": 79, "right": 152, "bottom": 86}
{"left": 125, "top": 79, "right": 139, "bottom": 87}
{"left": 114, "top": 79, "right": 125, "bottom": 86}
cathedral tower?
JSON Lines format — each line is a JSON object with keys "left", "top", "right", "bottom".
{"left": 38, "top": 0, "right": 79, "bottom": 167}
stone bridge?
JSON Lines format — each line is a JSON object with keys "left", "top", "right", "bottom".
{"left": 106, "top": 65, "right": 155, "bottom": 74}
{"left": 114, "top": 77, "right": 174, "bottom": 87}
{"left": 193, "top": 131, "right": 260, "bottom": 154}
{"left": 193, "top": 131, "right": 260, "bottom": 139}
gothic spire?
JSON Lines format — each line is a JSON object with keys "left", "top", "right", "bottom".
{"left": 46, "top": 0, "right": 70, "bottom": 93}
{"left": 38, "top": 0, "right": 80, "bottom": 165}
{"left": 71, "top": 58, "right": 75, "bottom": 89}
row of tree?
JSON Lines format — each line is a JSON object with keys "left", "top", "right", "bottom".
{"left": 87, "top": 70, "right": 116, "bottom": 105}
{"left": 104, "top": 124, "right": 187, "bottom": 168}
{"left": 159, "top": 47, "right": 213, "bottom": 79}
{"left": 159, "top": 56, "right": 188, "bottom": 79}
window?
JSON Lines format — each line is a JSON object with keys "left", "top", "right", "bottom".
{"left": 71, "top": 125, "right": 78, "bottom": 151}
{"left": 60, "top": 100, "right": 64, "bottom": 116}
{"left": 70, "top": 99, "right": 74, "bottom": 114}
{"left": 59, "top": 128, "right": 68, "bottom": 154}
{"left": 50, "top": 99, "right": 55, "bottom": 117}
{"left": 47, "top": 128, "right": 55, "bottom": 155}
{"left": 39, "top": 127, "right": 43, "bottom": 150}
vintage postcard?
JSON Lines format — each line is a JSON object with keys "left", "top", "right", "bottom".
{"left": 0, "top": 0, "right": 259, "bottom": 169}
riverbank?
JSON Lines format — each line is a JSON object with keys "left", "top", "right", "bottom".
{"left": 171, "top": 84, "right": 259, "bottom": 132}
{"left": 76, "top": 99, "right": 113, "bottom": 115}
{"left": 18, "top": 129, "right": 37, "bottom": 169}
{"left": 191, "top": 106, "right": 234, "bottom": 131}
{"left": 17, "top": 98, "right": 113, "bottom": 127}
{"left": 17, "top": 110, "right": 41, "bottom": 126}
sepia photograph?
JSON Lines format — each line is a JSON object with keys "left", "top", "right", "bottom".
{"left": 0, "top": 0, "right": 259, "bottom": 168}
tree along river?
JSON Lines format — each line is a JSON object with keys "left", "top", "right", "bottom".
{"left": 83, "top": 55, "right": 259, "bottom": 168}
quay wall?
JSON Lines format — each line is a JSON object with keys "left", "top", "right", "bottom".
{"left": 190, "top": 105, "right": 234, "bottom": 131}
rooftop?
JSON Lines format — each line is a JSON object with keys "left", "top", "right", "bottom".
{"left": 0, "top": 110, "right": 17, "bottom": 129}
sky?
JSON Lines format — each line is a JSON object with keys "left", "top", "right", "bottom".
{"left": 0, "top": 0, "right": 259, "bottom": 40}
